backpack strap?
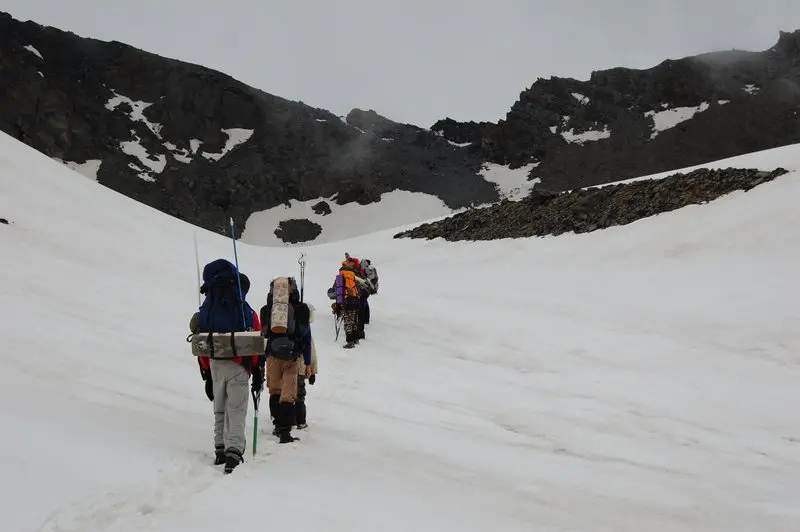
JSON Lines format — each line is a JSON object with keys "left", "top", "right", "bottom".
{"left": 229, "top": 331, "right": 238, "bottom": 358}
{"left": 207, "top": 286, "right": 216, "bottom": 358}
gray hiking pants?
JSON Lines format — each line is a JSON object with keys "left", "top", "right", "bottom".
{"left": 210, "top": 359, "right": 250, "bottom": 455}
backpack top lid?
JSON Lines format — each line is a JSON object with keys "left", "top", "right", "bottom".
{"left": 200, "top": 259, "right": 250, "bottom": 296}
{"left": 268, "top": 276, "right": 300, "bottom": 303}
{"left": 197, "top": 259, "right": 254, "bottom": 333}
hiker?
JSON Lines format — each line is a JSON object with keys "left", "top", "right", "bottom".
{"left": 189, "top": 259, "right": 264, "bottom": 474}
{"left": 361, "top": 259, "right": 379, "bottom": 294}
{"left": 356, "top": 273, "right": 374, "bottom": 339}
{"left": 295, "top": 303, "right": 318, "bottom": 430}
{"left": 260, "top": 277, "right": 313, "bottom": 443}
{"left": 360, "top": 259, "right": 379, "bottom": 325}
{"left": 333, "top": 255, "right": 367, "bottom": 348}
{"left": 345, "top": 254, "right": 375, "bottom": 339}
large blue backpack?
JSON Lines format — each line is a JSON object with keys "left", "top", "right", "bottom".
{"left": 198, "top": 259, "right": 255, "bottom": 333}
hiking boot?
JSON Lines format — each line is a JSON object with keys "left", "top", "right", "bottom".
{"left": 214, "top": 446, "right": 225, "bottom": 465}
{"left": 276, "top": 402, "right": 298, "bottom": 443}
{"left": 279, "top": 432, "right": 299, "bottom": 444}
{"left": 295, "top": 401, "right": 307, "bottom": 427}
{"left": 224, "top": 449, "right": 243, "bottom": 474}
{"left": 296, "top": 423, "right": 309, "bottom": 430}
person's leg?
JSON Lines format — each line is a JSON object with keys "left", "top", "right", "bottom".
{"left": 295, "top": 375, "right": 307, "bottom": 428}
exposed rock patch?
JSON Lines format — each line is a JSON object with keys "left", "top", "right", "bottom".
{"left": 312, "top": 200, "right": 332, "bottom": 216}
{"left": 395, "top": 168, "right": 788, "bottom": 241}
{"left": 274, "top": 218, "right": 323, "bottom": 244}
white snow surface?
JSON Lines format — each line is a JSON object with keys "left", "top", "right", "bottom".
{"left": 120, "top": 130, "right": 166, "bottom": 181}
{"left": 23, "top": 44, "right": 43, "bottom": 59}
{"left": 645, "top": 103, "right": 711, "bottom": 139}
{"left": 561, "top": 125, "right": 611, "bottom": 144}
{"left": 447, "top": 140, "right": 472, "bottom": 147}
{"left": 1, "top": 130, "right": 799, "bottom": 531}
{"left": 105, "top": 92, "right": 163, "bottom": 138}
{"left": 241, "top": 190, "right": 452, "bottom": 246}
{"left": 571, "top": 92, "right": 590, "bottom": 105}
{"left": 53, "top": 158, "right": 103, "bottom": 181}
{"left": 744, "top": 84, "right": 760, "bottom": 95}
{"left": 201, "top": 128, "right": 254, "bottom": 161}
{"left": 480, "top": 162, "right": 540, "bottom": 201}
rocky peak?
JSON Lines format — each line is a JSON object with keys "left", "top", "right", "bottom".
{"left": 774, "top": 29, "right": 800, "bottom": 57}
{"left": 346, "top": 108, "right": 415, "bottom": 137}
{"left": 433, "top": 28, "right": 800, "bottom": 191}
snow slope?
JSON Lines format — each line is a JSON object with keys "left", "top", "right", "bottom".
{"left": 241, "top": 190, "right": 452, "bottom": 247}
{"left": 241, "top": 163, "right": 550, "bottom": 247}
{"left": 1, "top": 131, "right": 799, "bottom": 531}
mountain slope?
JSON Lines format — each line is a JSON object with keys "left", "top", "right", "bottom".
{"left": 2, "top": 129, "right": 799, "bottom": 531}
{"left": 433, "top": 29, "right": 800, "bottom": 191}
{"left": 3, "top": 11, "right": 800, "bottom": 245}
{"left": 0, "top": 12, "right": 498, "bottom": 240}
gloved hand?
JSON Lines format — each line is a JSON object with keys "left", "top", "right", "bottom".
{"left": 205, "top": 378, "right": 214, "bottom": 401}
{"left": 251, "top": 367, "right": 264, "bottom": 393}
{"left": 309, "top": 374, "right": 316, "bottom": 385}
{"left": 331, "top": 303, "right": 341, "bottom": 316}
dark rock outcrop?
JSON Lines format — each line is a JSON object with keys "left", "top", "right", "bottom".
{"left": 274, "top": 219, "right": 323, "bottom": 244}
{"left": 0, "top": 217, "right": 9, "bottom": 225}
{"left": 395, "top": 168, "right": 788, "bottom": 241}
{"left": 0, "top": 12, "right": 498, "bottom": 239}
{"left": 433, "top": 30, "right": 800, "bottom": 192}
{"left": 312, "top": 200, "right": 332, "bottom": 216}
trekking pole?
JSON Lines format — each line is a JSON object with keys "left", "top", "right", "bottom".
{"left": 335, "top": 315, "right": 342, "bottom": 342}
{"left": 251, "top": 389, "right": 261, "bottom": 457}
{"left": 298, "top": 252, "right": 306, "bottom": 302}
{"left": 229, "top": 217, "right": 247, "bottom": 330}
{"left": 193, "top": 232, "right": 202, "bottom": 307}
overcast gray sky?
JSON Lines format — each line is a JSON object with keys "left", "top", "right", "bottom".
{"left": 4, "top": 1, "right": 800, "bottom": 126}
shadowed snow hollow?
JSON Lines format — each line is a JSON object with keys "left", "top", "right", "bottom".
{"left": 0, "top": 131, "right": 798, "bottom": 531}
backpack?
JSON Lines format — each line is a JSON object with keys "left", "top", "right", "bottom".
{"left": 361, "top": 259, "right": 378, "bottom": 294}
{"left": 197, "top": 259, "right": 255, "bottom": 333}
{"left": 337, "top": 269, "right": 360, "bottom": 301}
{"left": 260, "top": 276, "right": 309, "bottom": 360}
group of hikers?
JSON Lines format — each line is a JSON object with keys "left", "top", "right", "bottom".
{"left": 187, "top": 252, "right": 378, "bottom": 474}
{"left": 329, "top": 252, "right": 379, "bottom": 348}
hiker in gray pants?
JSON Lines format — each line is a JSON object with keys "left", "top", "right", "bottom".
{"left": 211, "top": 359, "right": 252, "bottom": 461}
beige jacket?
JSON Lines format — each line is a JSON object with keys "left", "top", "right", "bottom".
{"left": 298, "top": 337, "right": 318, "bottom": 375}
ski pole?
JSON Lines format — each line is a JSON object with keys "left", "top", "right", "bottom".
{"left": 229, "top": 217, "right": 247, "bottom": 330}
{"left": 298, "top": 252, "right": 306, "bottom": 302}
{"left": 252, "top": 389, "right": 260, "bottom": 457}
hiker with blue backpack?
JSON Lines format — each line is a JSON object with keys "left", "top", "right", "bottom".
{"left": 189, "top": 259, "right": 264, "bottom": 474}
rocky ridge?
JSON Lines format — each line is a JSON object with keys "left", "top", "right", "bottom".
{"left": 432, "top": 31, "right": 800, "bottom": 192}
{"left": 0, "top": 12, "right": 497, "bottom": 238}
{"left": 395, "top": 168, "right": 789, "bottom": 241}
